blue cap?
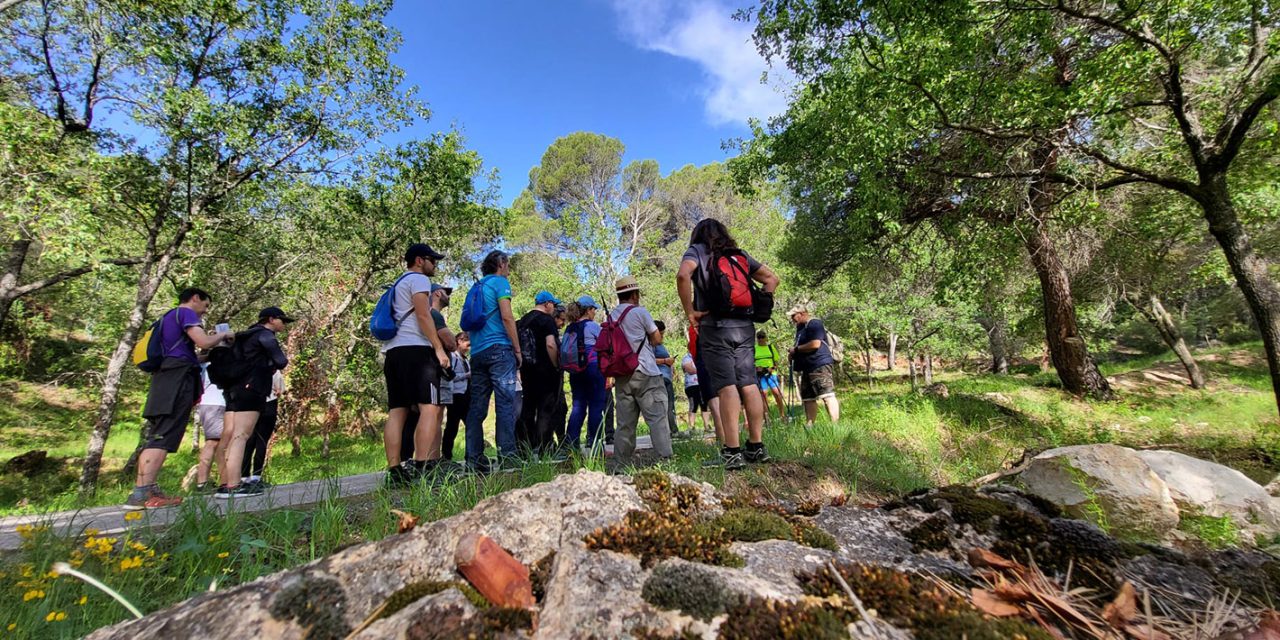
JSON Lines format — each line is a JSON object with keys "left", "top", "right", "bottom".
{"left": 577, "top": 295, "right": 597, "bottom": 309}
{"left": 535, "top": 291, "right": 561, "bottom": 305}
{"left": 430, "top": 284, "right": 453, "bottom": 295}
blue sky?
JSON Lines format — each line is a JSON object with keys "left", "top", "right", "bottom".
{"left": 383, "top": 0, "right": 790, "bottom": 207}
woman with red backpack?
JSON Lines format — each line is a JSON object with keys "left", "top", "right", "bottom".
{"left": 560, "top": 296, "right": 606, "bottom": 456}
{"left": 676, "top": 219, "right": 780, "bottom": 470}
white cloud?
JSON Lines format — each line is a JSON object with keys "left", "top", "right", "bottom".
{"left": 611, "top": 0, "right": 792, "bottom": 127}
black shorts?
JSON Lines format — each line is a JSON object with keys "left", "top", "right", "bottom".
{"left": 685, "top": 385, "right": 708, "bottom": 412}
{"left": 384, "top": 345, "right": 443, "bottom": 409}
{"left": 697, "top": 323, "right": 757, "bottom": 393}
{"left": 225, "top": 386, "right": 268, "bottom": 413}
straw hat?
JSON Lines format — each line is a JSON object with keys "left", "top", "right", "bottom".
{"left": 614, "top": 275, "right": 640, "bottom": 294}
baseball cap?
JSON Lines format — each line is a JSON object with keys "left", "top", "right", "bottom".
{"left": 430, "top": 283, "right": 454, "bottom": 295}
{"left": 577, "top": 295, "right": 598, "bottom": 309}
{"left": 405, "top": 243, "right": 444, "bottom": 263}
{"left": 258, "top": 306, "right": 296, "bottom": 323}
{"left": 535, "top": 291, "right": 561, "bottom": 305}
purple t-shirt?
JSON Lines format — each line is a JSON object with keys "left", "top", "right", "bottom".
{"left": 160, "top": 307, "right": 202, "bottom": 364}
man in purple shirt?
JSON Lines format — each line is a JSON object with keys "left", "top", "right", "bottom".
{"left": 127, "top": 288, "right": 231, "bottom": 510}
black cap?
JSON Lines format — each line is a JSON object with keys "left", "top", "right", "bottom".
{"left": 258, "top": 306, "right": 296, "bottom": 323}
{"left": 405, "top": 243, "right": 445, "bottom": 264}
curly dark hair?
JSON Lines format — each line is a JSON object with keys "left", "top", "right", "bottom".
{"left": 689, "top": 218, "right": 737, "bottom": 253}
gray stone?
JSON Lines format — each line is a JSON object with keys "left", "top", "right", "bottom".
{"left": 1136, "top": 449, "right": 1280, "bottom": 541}
{"left": 1019, "top": 444, "right": 1180, "bottom": 539}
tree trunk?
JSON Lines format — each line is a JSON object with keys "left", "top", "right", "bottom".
{"left": 1022, "top": 140, "right": 1112, "bottom": 399}
{"left": 924, "top": 353, "right": 933, "bottom": 385}
{"left": 976, "top": 314, "right": 1010, "bottom": 374}
{"left": 908, "top": 353, "right": 918, "bottom": 392}
{"left": 0, "top": 238, "right": 33, "bottom": 334}
{"left": 887, "top": 332, "right": 897, "bottom": 370}
{"left": 1126, "top": 292, "right": 1206, "bottom": 389}
{"left": 1200, "top": 176, "right": 1280, "bottom": 411}
{"left": 79, "top": 218, "right": 192, "bottom": 494}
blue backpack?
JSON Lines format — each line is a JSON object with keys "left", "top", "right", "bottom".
{"left": 369, "top": 273, "right": 414, "bottom": 341}
{"left": 459, "top": 276, "right": 494, "bottom": 332}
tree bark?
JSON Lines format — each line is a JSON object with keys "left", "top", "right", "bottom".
{"left": 908, "top": 353, "right": 918, "bottom": 392}
{"left": 976, "top": 315, "right": 1010, "bottom": 374}
{"left": 887, "top": 332, "right": 897, "bottom": 370}
{"left": 1126, "top": 292, "right": 1206, "bottom": 389}
{"left": 0, "top": 238, "right": 33, "bottom": 334}
{"left": 1199, "top": 175, "right": 1280, "bottom": 409}
{"left": 924, "top": 353, "right": 933, "bottom": 385}
{"left": 79, "top": 217, "right": 193, "bottom": 494}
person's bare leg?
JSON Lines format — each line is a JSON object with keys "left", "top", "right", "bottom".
{"left": 708, "top": 396, "right": 723, "bottom": 444}
{"left": 135, "top": 449, "right": 168, "bottom": 487}
{"left": 686, "top": 409, "right": 695, "bottom": 431}
{"left": 413, "top": 404, "right": 443, "bottom": 461}
{"left": 701, "top": 411, "right": 712, "bottom": 431}
{"left": 823, "top": 396, "right": 841, "bottom": 423}
{"left": 741, "top": 385, "right": 766, "bottom": 443}
{"left": 384, "top": 407, "right": 408, "bottom": 466}
{"left": 196, "top": 439, "right": 219, "bottom": 484}
{"left": 804, "top": 400, "right": 818, "bottom": 426}
{"left": 770, "top": 387, "right": 786, "bottom": 420}
{"left": 717, "top": 386, "right": 742, "bottom": 448}
{"left": 220, "top": 411, "right": 259, "bottom": 487}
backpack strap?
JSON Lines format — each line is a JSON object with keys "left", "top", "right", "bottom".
{"left": 390, "top": 272, "right": 417, "bottom": 326}
{"left": 612, "top": 305, "right": 648, "bottom": 357}
{"left": 159, "top": 308, "right": 191, "bottom": 359}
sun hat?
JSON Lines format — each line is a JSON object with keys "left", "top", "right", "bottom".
{"left": 614, "top": 275, "right": 640, "bottom": 294}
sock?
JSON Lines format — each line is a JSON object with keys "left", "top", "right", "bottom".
{"left": 727, "top": 447, "right": 742, "bottom": 454}
{"left": 746, "top": 442, "right": 763, "bottom": 451}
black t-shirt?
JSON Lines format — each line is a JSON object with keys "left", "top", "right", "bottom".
{"left": 519, "top": 310, "right": 559, "bottom": 373}
{"left": 793, "top": 318, "right": 834, "bottom": 372}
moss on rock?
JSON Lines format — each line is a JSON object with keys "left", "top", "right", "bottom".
{"left": 269, "top": 574, "right": 351, "bottom": 640}
{"left": 710, "top": 508, "right": 795, "bottom": 543}
{"left": 718, "top": 597, "right": 857, "bottom": 640}
{"left": 905, "top": 514, "right": 953, "bottom": 552}
{"left": 641, "top": 561, "right": 737, "bottom": 621}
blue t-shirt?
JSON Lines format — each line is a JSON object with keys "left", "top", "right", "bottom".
{"left": 469, "top": 275, "right": 514, "bottom": 356}
{"left": 655, "top": 344, "right": 673, "bottom": 381}
{"left": 793, "top": 318, "right": 835, "bottom": 372}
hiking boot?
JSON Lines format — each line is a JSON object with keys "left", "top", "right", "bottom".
{"left": 384, "top": 463, "right": 415, "bottom": 488}
{"left": 467, "top": 457, "right": 494, "bottom": 476}
{"left": 124, "top": 486, "right": 183, "bottom": 510}
{"left": 722, "top": 450, "right": 747, "bottom": 470}
{"left": 744, "top": 443, "right": 772, "bottom": 464}
{"left": 235, "top": 482, "right": 265, "bottom": 497}
{"left": 701, "top": 451, "right": 725, "bottom": 468}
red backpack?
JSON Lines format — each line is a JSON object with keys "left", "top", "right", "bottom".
{"left": 703, "top": 247, "right": 774, "bottom": 323}
{"left": 597, "top": 305, "right": 645, "bottom": 378}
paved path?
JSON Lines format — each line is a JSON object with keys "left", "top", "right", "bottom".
{"left": 0, "top": 433, "right": 704, "bottom": 551}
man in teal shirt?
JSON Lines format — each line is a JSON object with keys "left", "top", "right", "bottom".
{"left": 463, "top": 250, "right": 522, "bottom": 472}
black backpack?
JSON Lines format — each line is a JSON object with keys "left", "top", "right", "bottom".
{"left": 516, "top": 312, "right": 539, "bottom": 367}
{"left": 206, "top": 326, "right": 265, "bottom": 388}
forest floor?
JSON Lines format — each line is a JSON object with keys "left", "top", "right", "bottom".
{"left": 1, "top": 343, "right": 1278, "bottom": 637}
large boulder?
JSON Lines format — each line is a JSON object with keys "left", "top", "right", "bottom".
{"left": 1136, "top": 449, "right": 1280, "bottom": 541}
{"left": 1018, "top": 444, "right": 1180, "bottom": 539}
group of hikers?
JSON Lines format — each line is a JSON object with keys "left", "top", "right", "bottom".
{"left": 126, "top": 218, "right": 842, "bottom": 509}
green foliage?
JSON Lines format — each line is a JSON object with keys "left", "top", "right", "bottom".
{"left": 1178, "top": 512, "right": 1242, "bottom": 550}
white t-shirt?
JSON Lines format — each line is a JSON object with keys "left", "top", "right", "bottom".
{"left": 267, "top": 370, "right": 285, "bottom": 402}
{"left": 199, "top": 363, "right": 225, "bottom": 407}
{"left": 380, "top": 271, "right": 433, "bottom": 352}
{"left": 682, "top": 354, "right": 698, "bottom": 388}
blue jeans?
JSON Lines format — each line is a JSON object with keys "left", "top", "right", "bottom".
{"left": 464, "top": 345, "right": 519, "bottom": 464}
{"left": 566, "top": 362, "right": 607, "bottom": 450}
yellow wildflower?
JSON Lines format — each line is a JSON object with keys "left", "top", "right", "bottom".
{"left": 84, "top": 528, "right": 100, "bottom": 537}
{"left": 45, "top": 570, "right": 59, "bottom": 579}
{"left": 217, "top": 552, "right": 230, "bottom": 559}
{"left": 78, "top": 596, "right": 88, "bottom": 606}
{"left": 118, "top": 556, "right": 144, "bottom": 571}
{"left": 22, "top": 590, "right": 44, "bottom": 601}
{"left": 207, "top": 535, "right": 220, "bottom": 543}
{"left": 129, "top": 541, "right": 148, "bottom": 552}
{"left": 124, "top": 511, "right": 143, "bottom": 522}
{"left": 7, "top": 623, "right": 16, "bottom": 631}
{"left": 44, "top": 611, "right": 66, "bottom": 622}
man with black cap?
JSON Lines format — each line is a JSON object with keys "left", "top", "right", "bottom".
{"left": 400, "top": 283, "right": 457, "bottom": 466}
{"left": 516, "top": 290, "right": 563, "bottom": 458}
{"left": 379, "top": 243, "right": 451, "bottom": 487}
{"left": 216, "top": 305, "right": 293, "bottom": 498}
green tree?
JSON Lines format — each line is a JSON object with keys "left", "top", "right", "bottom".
{"left": 3, "top": 0, "right": 421, "bottom": 492}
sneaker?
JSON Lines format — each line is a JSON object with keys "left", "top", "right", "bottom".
{"left": 722, "top": 450, "right": 747, "bottom": 471}
{"left": 213, "top": 485, "right": 240, "bottom": 499}
{"left": 467, "top": 457, "right": 494, "bottom": 476}
{"left": 124, "top": 486, "right": 183, "bottom": 510}
{"left": 235, "top": 482, "right": 264, "bottom": 497}
{"left": 384, "top": 464, "right": 414, "bottom": 488}
{"left": 435, "top": 459, "right": 466, "bottom": 476}
{"left": 192, "top": 482, "right": 214, "bottom": 495}
{"left": 744, "top": 444, "right": 772, "bottom": 464}
{"left": 701, "top": 452, "right": 725, "bottom": 468}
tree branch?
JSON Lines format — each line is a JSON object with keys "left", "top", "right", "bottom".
{"left": 7, "top": 256, "right": 144, "bottom": 299}
{"left": 1208, "top": 66, "right": 1280, "bottom": 172}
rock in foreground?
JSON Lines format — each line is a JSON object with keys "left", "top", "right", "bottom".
{"left": 87, "top": 469, "right": 1280, "bottom": 640}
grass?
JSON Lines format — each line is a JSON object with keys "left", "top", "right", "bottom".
{"left": 2, "top": 342, "right": 1278, "bottom": 637}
